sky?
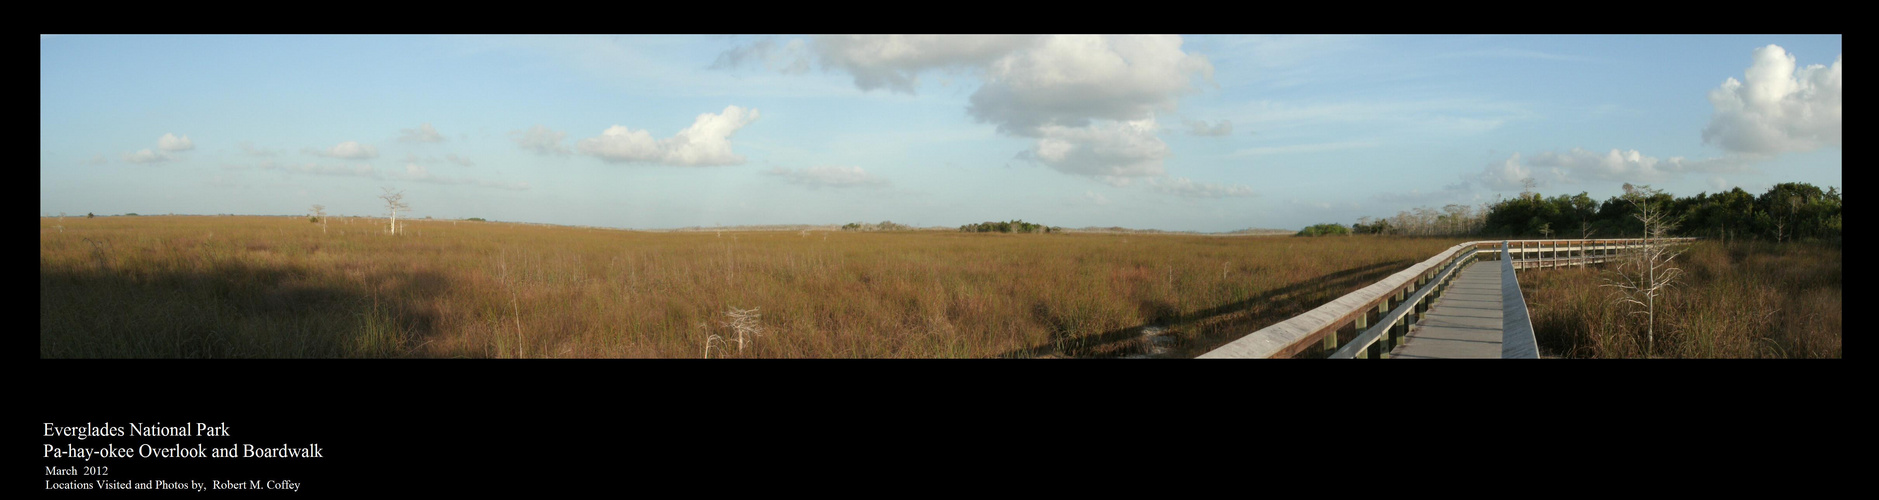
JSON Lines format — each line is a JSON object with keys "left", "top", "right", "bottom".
{"left": 39, "top": 35, "right": 1842, "bottom": 232}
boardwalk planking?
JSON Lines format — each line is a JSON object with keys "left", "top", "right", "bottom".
{"left": 1390, "top": 261, "right": 1504, "bottom": 358}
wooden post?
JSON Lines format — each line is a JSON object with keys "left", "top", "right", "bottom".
{"left": 1386, "top": 318, "right": 1402, "bottom": 358}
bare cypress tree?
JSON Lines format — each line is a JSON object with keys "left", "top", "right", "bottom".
{"left": 1601, "top": 184, "right": 1686, "bottom": 357}
{"left": 378, "top": 188, "right": 409, "bottom": 235}
{"left": 310, "top": 204, "right": 328, "bottom": 234}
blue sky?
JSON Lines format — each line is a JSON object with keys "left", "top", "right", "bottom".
{"left": 39, "top": 35, "right": 1842, "bottom": 231}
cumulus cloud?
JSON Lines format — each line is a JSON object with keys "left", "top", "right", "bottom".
{"left": 445, "top": 153, "right": 475, "bottom": 167}
{"left": 121, "top": 149, "right": 169, "bottom": 164}
{"left": 157, "top": 133, "right": 194, "bottom": 152}
{"left": 810, "top": 35, "right": 1038, "bottom": 93}
{"left": 1474, "top": 148, "right": 1750, "bottom": 190}
{"left": 764, "top": 166, "right": 890, "bottom": 189}
{"left": 512, "top": 125, "right": 571, "bottom": 155}
{"left": 401, "top": 163, "right": 529, "bottom": 190}
{"left": 576, "top": 105, "right": 759, "bottom": 166}
{"left": 1184, "top": 119, "right": 1233, "bottom": 137}
{"left": 1702, "top": 45, "right": 1841, "bottom": 155}
{"left": 969, "top": 35, "right": 1213, "bottom": 136}
{"left": 307, "top": 141, "right": 379, "bottom": 160}
{"left": 1143, "top": 176, "right": 1255, "bottom": 199}
{"left": 1021, "top": 119, "right": 1169, "bottom": 181}
{"left": 399, "top": 122, "right": 446, "bottom": 143}
{"left": 741, "top": 35, "right": 1213, "bottom": 185}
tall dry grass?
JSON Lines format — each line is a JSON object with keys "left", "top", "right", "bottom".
{"left": 41, "top": 216, "right": 1468, "bottom": 358}
{"left": 1519, "top": 240, "right": 1840, "bottom": 358}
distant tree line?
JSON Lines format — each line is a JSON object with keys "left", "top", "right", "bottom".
{"left": 842, "top": 221, "right": 912, "bottom": 231}
{"left": 959, "top": 220, "right": 1058, "bottom": 233}
{"left": 1336, "top": 181, "right": 1841, "bottom": 243}
{"left": 1480, "top": 182, "right": 1840, "bottom": 243}
{"left": 1295, "top": 223, "right": 1351, "bottom": 237}
{"left": 1346, "top": 204, "right": 1490, "bottom": 237}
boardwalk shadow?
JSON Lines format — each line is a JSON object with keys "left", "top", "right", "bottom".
{"left": 40, "top": 260, "right": 449, "bottom": 358}
{"left": 995, "top": 259, "right": 1412, "bottom": 358}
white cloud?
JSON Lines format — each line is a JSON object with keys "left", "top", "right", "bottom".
{"left": 308, "top": 141, "right": 379, "bottom": 160}
{"left": 83, "top": 154, "right": 108, "bottom": 165}
{"left": 445, "top": 154, "right": 475, "bottom": 167}
{"left": 157, "top": 133, "right": 194, "bottom": 152}
{"left": 968, "top": 35, "right": 1213, "bottom": 135}
{"left": 1084, "top": 190, "right": 1110, "bottom": 205}
{"left": 576, "top": 105, "right": 759, "bottom": 166}
{"left": 751, "top": 35, "right": 1212, "bottom": 183}
{"left": 1476, "top": 153, "right": 1554, "bottom": 190}
{"left": 1144, "top": 176, "right": 1255, "bottom": 199}
{"left": 1021, "top": 119, "right": 1169, "bottom": 180}
{"left": 1184, "top": 119, "right": 1233, "bottom": 137}
{"left": 1474, "top": 148, "right": 1751, "bottom": 190}
{"left": 764, "top": 166, "right": 889, "bottom": 189}
{"left": 121, "top": 149, "right": 169, "bottom": 164}
{"left": 399, "top": 122, "right": 446, "bottom": 143}
{"left": 810, "top": 35, "right": 1038, "bottom": 93}
{"left": 512, "top": 125, "right": 571, "bottom": 155}
{"left": 1702, "top": 45, "right": 1841, "bottom": 155}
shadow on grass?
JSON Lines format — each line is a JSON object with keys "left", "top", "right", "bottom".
{"left": 995, "top": 259, "right": 1412, "bottom": 358}
{"left": 40, "top": 260, "right": 450, "bottom": 358}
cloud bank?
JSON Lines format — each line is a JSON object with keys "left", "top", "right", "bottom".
{"left": 1474, "top": 148, "right": 1749, "bottom": 190}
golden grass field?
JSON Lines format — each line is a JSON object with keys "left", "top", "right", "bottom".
{"left": 1520, "top": 240, "right": 1842, "bottom": 358}
{"left": 40, "top": 215, "right": 1472, "bottom": 358}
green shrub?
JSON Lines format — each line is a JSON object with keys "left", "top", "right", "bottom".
{"left": 1295, "top": 223, "right": 1351, "bottom": 237}
{"left": 959, "top": 220, "right": 1055, "bottom": 233}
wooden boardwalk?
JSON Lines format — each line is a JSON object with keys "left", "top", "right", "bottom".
{"left": 1390, "top": 260, "right": 1504, "bottom": 358}
{"left": 1198, "top": 238, "right": 1693, "bottom": 359}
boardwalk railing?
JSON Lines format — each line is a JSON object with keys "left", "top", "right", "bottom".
{"left": 1501, "top": 241, "right": 1540, "bottom": 358}
{"left": 1199, "top": 237, "right": 1696, "bottom": 359}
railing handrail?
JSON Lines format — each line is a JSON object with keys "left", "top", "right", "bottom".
{"left": 1199, "top": 237, "right": 1697, "bottom": 359}
{"left": 1500, "top": 241, "right": 1539, "bottom": 358}
{"left": 1329, "top": 246, "right": 1477, "bottom": 358}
